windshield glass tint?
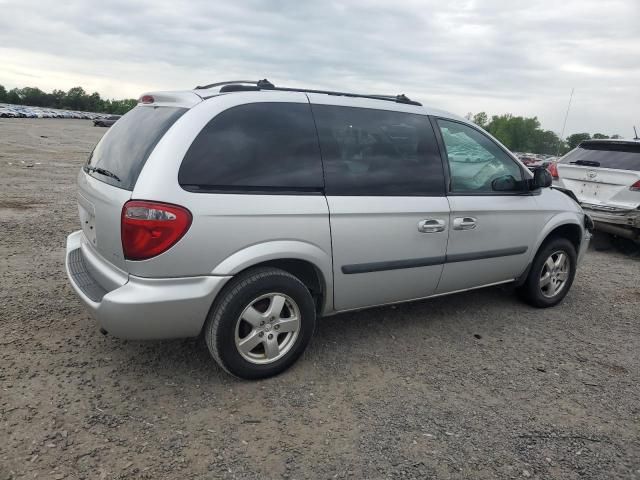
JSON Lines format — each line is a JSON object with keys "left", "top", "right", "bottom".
{"left": 87, "top": 106, "right": 186, "bottom": 190}
{"left": 560, "top": 143, "right": 640, "bottom": 171}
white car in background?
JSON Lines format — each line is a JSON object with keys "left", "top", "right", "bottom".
{"left": 553, "top": 139, "right": 640, "bottom": 242}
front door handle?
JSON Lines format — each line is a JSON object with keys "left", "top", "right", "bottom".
{"left": 417, "top": 219, "right": 446, "bottom": 233}
{"left": 453, "top": 217, "right": 477, "bottom": 230}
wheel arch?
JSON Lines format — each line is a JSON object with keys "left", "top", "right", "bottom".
{"left": 535, "top": 215, "right": 583, "bottom": 255}
{"left": 211, "top": 240, "right": 333, "bottom": 315}
{"left": 516, "top": 214, "right": 583, "bottom": 286}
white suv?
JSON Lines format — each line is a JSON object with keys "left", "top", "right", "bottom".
{"left": 65, "top": 80, "right": 591, "bottom": 379}
{"left": 552, "top": 139, "right": 640, "bottom": 243}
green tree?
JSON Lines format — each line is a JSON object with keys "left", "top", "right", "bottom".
{"left": 49, "top": 89, "right": 67, "bottom": 109}
{"left": 86, "top": 92, "right": 104, "bottom": 112}
{"left": 592, "top": 133, "right": 609, "bottom": 139}
{"left": 20, "top": 87, "right": 48, "bottom": 107}
{"left": 472, "top": 112, "right": 488, "bottom": 128}
{"left": 611, "top": 134, "right": 622, "bottom": 139}
{"left": 108, "top": 98, "right": 137, "bottom": 115}
{"left": 1, "top": 83, "right": 137, "bottom": 114}
{"left": 566, "top": 133, "right": 591, "bottom": 150}
{"left": 533, "top": 129, "right": 564, "bottom": 155}
{"left": 484, "top": 114, "right": 542, "bottom": 152}
{"left": 65, "top": 86, "right": 88, "bottom": 110}
{"left": 7, "top": 88, "right": 21, "bottom": 104}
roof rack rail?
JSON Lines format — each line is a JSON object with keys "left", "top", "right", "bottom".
{"left": 194, "top": 80, "right": 259, "bottom": 90}
{"left": 195, "top": 79, "right": 422, "bottom": 106}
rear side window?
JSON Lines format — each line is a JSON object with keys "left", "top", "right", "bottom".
{"left": 179, "top": 102, "right": 323, "bottom": 193}
{"left": 559, "top": 142, "right": 640, "bottom": 171}
{"left": 312, "top": 105, "right": 445, "bottom": 196}
{"left": 87, "top": 106, "right": 186, "bottom": 190}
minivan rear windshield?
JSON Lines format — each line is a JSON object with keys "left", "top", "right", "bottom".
{"left": 559, "top": 142, "right": 640, "bottom": 172}
{"left": 86, "top": 106, "right": 187, "bottom": 190}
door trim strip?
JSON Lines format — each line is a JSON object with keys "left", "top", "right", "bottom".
{"left": 341, "top": 256, "right": 446, "bottom": 274}
{"left": 445, "top": 246, "right": 528, "bottom": 264}
{"left": 341, "top": 246, "right": 528, "bottom": 274}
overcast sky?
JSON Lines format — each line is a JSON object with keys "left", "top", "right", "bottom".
{"left": 1, "top": 0, "right": 638, "bottom": 136}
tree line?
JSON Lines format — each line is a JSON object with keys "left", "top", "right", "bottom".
{"left": 466, "top": 112, "right": 621, "bottom": 155}
{"left": 0, "top": 84, "right": 622, "bottom": 153}
{"left": 0, "top": 85, "right": 137, "bottom": 115}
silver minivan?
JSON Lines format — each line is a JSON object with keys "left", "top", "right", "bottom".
{"left": 65, "top": 80, "right": 591, "bottom": 379}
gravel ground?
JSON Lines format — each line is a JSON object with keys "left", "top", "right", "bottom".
{"left": 1, "top": 119, "right": 639, "bottom": 480}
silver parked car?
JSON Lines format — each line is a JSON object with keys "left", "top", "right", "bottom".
{"left": 93, "top": 115, "right": 121, "bottom": 127}
{"left": 65, "top": 80, "right": 592, "bottom": 379}
{"left": 552, "top": 139, "right": 640, "bottom": 242}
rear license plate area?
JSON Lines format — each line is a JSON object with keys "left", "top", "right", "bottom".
{"left": 78, "top": 194, "right": 97, "bottom": 247}
{"left": 579, "top": 182, "right": 600, "bottom": 199}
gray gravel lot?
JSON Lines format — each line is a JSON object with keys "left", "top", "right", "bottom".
{"left": 1, "top": 118, "right": 639, "bottom": 479}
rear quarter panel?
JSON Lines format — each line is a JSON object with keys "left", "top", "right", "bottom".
{"left": 128, "top": 91, "right": 333, "bottom": 307}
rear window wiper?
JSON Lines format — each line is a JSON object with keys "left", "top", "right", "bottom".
{"left": 570, "top": 160, "right": 600, "bottom": 167}
{"left": 85, "top": 165, "right": 121, "bottom": 182}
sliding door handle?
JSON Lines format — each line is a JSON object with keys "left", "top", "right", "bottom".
{"left": 417, "top": 219, "right": 446, "bottom": 233}
{"left": 453, "top": 217, "right": 477, "bottom": 230}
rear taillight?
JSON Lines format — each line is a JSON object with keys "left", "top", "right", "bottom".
{"left": 547, "top": 162, "right": 559, "bottom": 179}
{"left": 121, "top": 201, "right": 192, "bottom": 260}
{"left": 630, "top": 180, "right": 640, "bottom": 192}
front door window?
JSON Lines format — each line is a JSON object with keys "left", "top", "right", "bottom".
{"left": 437, "top": 120, "right": 523, "bottom": 193}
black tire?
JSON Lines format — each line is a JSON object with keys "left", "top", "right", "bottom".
{"left": 205, "top": 267, "right": 316, "bottom": 379}
{"left": 518, "top": 237, "right": 577, "bottom": 308}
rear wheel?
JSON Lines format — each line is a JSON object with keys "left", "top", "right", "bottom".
{"left": 518, "top": 237, "right": 577, "bottom": 308}
{"left": 205, "top": 267, "right": 316, "bottom": 379}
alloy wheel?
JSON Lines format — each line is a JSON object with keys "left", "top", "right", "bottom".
{"left": 539, "top": 250, "right": 570, "bottom": 298}
{"left": 234, "top": 293, "right": 301, "bottom": 364}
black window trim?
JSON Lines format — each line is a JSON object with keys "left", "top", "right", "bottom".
{"left": 430, "top": 116, "right": 534, "bottom": 197}
{"left": 180, "top": 184, "right": 324, "bottom": 195}
{"left": 310, "top": 103, "right": 447, "bottom": 197}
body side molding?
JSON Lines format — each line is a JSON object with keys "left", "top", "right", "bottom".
{"left": 342, "top": 247, "right": 528, "bottom": 274}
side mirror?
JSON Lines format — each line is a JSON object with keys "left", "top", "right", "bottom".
{"left": 492, "top": 174, "right": 518, "bottom": 192}
{"left": 531, "top": 167, "right": 552, "bottom": 189}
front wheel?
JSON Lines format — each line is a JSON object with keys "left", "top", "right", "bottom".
{"left": 205, "top": 267, "right": 316, "bottom": 379}
{"left": 518, "top": 237, "right": 577, "bottom": 308}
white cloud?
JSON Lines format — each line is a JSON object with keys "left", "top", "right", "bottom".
{"left": 0, "top": 0, "right": 638, "bottom": 136}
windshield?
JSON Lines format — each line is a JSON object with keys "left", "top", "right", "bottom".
{"left": 559, "top": 142, "right": 640, "bottom": 172}
{"left": 86, "top": 106, "right": 187, "bottom": 190}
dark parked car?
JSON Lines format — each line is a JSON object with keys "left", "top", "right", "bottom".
{"left": 94, "top": 115, "right": 121, "bottom": 127}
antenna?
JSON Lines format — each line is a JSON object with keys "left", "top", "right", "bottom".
{"left": 634, "top": 126, "right": 639, "bottom": 140}
{"left": 558, "top": 88, "right": 574, "bottom": 155}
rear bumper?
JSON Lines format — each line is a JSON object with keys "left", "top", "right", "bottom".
{"left": 581, "top": 205, "right": 640, "bottom": 227}
{"left": 65, "top": 230, "right": 231, "bottom": 339}
{"left": 581, "top": 206, "right": 640, "bottom": 241}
